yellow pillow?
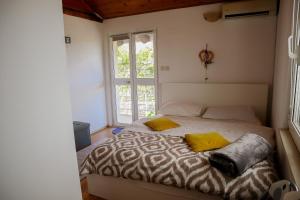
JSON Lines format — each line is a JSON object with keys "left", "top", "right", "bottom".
{"left": 144, "top": 117, "right": 180, "bottom": 131}
{"left": 185, "top": 132, "right": 230, "bottom": 152}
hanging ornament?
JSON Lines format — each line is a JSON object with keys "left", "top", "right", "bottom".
{"left": 199, "top": 44, "right": 214, "bottom": 82}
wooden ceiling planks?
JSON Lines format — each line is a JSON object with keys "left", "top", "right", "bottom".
{"left": 62, "top": 0, "right": 244, "bottom": 22}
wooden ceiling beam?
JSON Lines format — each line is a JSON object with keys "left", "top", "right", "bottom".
{"left": 62, "top": 0, "right": 103, "bottom": 22}
{"left": 63, "top": 7, "right": 103, "bottom": 22}
{"left": 81, "top": 0, "right": 104, "bottom": 21}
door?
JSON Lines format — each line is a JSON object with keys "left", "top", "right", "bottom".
{"left": 111, "top": 31, "right": 157, "bottom": 125}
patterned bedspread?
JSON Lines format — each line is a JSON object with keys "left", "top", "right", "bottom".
{"left": 80, "top": 130, "right": 277, "bottom": 200}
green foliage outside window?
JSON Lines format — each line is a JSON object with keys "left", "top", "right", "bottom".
{"left": 136, "top": 47, "right": 154, "bottom": 78}
{"left": 115, "top": 44, "right": 154, "bottom": 78}
{"left": 115, "top": 44, "right": 130, "bottom": 78}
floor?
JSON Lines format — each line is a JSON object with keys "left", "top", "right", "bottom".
{"left": 80, "top": 127, "right": 113, "bottom": 200}
{"left": 91, "top": 127, "right": 113, "bottom": 144}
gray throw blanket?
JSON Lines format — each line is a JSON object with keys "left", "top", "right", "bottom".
{"left": 209, "top": 133, "right": 272, "bottom": 177}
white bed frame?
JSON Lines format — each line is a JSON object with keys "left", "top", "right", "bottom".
{"left": 87, "top": 83, "right": 269, "bottom": 200}
{"left": 87, "top": 175, "right": 221, "bottom": 200}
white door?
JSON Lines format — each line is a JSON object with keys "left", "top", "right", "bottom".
{"left": 110, "top": 31, "right": 157, "bottom": 125}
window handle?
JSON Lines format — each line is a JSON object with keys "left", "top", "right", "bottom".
{"left": 288, "top": 35, "right": 298, "bottom": 59}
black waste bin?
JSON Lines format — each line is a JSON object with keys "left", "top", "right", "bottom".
{"left": 73, "top": 121, "right": 91, "bottom": 151}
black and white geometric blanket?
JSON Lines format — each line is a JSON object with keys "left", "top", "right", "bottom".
{"left": 80, "top": 130, "right": 277, "bottom": 200}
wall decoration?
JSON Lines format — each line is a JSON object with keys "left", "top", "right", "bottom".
{"left": 199, "top": 44, "right": 214, "bottom": 82}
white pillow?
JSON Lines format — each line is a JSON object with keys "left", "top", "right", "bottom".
{"left": 202, "top": 106, "right": 261, "bottom": 124}
{"left": 158, "top": 101, "right": 205, "bottom": 117}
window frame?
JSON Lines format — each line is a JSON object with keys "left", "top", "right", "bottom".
{"left": 289, "top": 0, "right": 300, "bottom": 152}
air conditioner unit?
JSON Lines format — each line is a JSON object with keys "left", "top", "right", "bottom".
{"left": 222, "top": 0, "right": 277, "bottom": 20}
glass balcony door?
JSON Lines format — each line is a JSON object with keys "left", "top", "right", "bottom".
{"left": 111, "top": 31, "right": 157, "bottom": 125}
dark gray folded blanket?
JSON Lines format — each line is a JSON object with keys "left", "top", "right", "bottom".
{"left": 209, "top": 133, "right": 272, "bottom": 177}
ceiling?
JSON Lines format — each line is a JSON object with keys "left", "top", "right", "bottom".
{"left": 62, "top": 0, "right": 246, "bottom": 22}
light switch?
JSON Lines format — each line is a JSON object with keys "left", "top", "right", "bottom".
{"left": 160, "top": 65, "right": 170, "bottom": 71}
{"left": 65, "top": 36, "right": 71, "bottom": 44}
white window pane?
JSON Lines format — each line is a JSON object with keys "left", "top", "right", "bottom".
{"left": 135, "top": 33, "right": 154, "bottom": 79}
{"left": 113, "top": 39, "right": 130, "bottom": 79}
{"left": 292, "top": 65, "right": 300, "bottom": 123}
{"left": 116, "top": 85, "right": 132, "bottom": 124}
{"left": 137, "top": 85, "right": 155, "bottom": 119}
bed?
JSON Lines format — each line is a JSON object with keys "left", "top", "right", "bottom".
{"left": 81, "top": 83, "right": 276, "bottom": 200}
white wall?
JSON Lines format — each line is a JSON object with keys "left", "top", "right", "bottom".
{"left": 0, "top": 1, "right": 81, "bottom": 200}
{"left": 104, "top": 4, "right": 277, "bottom": 84}
{"left": 271, "top": 0, "right": 293, "bottom": 130}
{"left": 64, "top": 15, "right": 107, "bottom": 133}
{"left": 103, "top": 4, "right": 277, "bottom": 124}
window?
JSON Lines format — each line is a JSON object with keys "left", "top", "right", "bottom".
{"left": 289, "top": 0, "right": 300, "bottom": 151}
